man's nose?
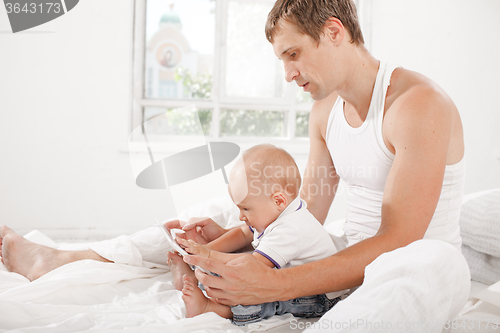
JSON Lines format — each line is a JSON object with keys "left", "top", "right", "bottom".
{"left": 284, "top": 62, "right": 298, "bottom": 83}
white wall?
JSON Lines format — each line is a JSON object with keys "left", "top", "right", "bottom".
{"left": 0, "top": 0, "right": 499, "bottom": 240}
{"left": 366, "top": 0, "right": 500, "bottom": 193}
{"left": 0, "top": 0, "right": 176, "bottom": 240}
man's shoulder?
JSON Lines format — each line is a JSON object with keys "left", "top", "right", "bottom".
{"left": 385, "top": 68, "right": 457, "bottom": 129}
{"left": 383, "top": 67, "right": 460, "bottom": 154}
{"left": 386, "top": 67, "right": 451, "bottom": 112}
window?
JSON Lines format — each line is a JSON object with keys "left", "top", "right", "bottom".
{"left": 131, "top": 0, "right": 313, "bottom": 150}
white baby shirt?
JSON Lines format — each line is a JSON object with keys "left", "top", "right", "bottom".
{"left": 251, "top": 198, "right": 338, "bottom": 269}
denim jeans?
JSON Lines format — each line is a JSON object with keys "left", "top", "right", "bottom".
{"left": 231, "top": 294, "right": 341, "bottom": 326}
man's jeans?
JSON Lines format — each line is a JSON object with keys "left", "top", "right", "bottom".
{"left": 231, "top": 294, "right": 341, "bottom": 326}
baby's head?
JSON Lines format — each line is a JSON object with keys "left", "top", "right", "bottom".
{"left": 228, "top": 144, "right": 301, "bottom": 232}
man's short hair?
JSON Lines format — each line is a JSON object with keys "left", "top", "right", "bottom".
{"left": 265, "top": 0, "right": 364, "bottom": 46}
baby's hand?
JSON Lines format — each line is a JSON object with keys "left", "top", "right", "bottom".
{"left": 176, "top": 237, "right": 211, "bottom": 258}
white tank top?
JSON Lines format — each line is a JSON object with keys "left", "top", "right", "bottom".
{"left": 325, "top": 61, "right": 465, "bottom": 249}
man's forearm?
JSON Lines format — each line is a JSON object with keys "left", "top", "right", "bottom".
{"left": 273, "top": 232, "right": 404, "bottom": 301}
{"left": 190, "top": 229, "right": 415, "bottom": 306}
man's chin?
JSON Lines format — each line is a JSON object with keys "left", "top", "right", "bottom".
{"left": 310, "top": 92, "right": 323, "bottom": 101}
{"left": 311, "top": 89, "right": 336, "bottom": 101}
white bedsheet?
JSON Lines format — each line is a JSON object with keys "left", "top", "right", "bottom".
{"left": 1, "top": 230, "right": 493, "bottom": 333}
{"left": 0, "top": 197, "right": 298, "bottom": 332}
{"left": 0, "top": 240, "right": 283, "bottom": 332}
{"left": 1, "top": 194, "right": 500, "bottom": 332}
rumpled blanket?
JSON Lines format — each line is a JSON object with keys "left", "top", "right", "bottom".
{"left": 2, "top": 193, "right": 499, "bottom": 332}
{"left": 0, "top": 197, "right": 295, "bottom": 332}
{"left": 460, "top": 189, "right": 500, "bottom": 285}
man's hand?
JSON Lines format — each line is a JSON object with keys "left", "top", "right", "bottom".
{"left": 183, "top": 253, "right": 282, "bottom": 306}
{"left": 165, "top": 217, "right": 227, "bottom": 245}
{"left": 176, "top": 238, "right": 211, "bottom": 258}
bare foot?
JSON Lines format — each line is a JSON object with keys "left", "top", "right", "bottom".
{"left": 167, "top": 251, "right": 196, "bottom": 290}
{"left": 182, "top": 275, "right": 232, "bottom": 319}
{"left": 0, "top": 225, "right": 110, "bottom": 281}
{"left": 181, "top": 274, "right": 211, "bottom": 318}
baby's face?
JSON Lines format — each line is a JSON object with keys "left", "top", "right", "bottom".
{"left": 230, "top": 190, "right": 281, "bottom": 233}
{"left": 228, "top": 158, "right": 282, "bottom": 232}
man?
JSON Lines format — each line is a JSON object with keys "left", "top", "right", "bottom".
{"left": 179, "top": 0, "right": 470, "bottom": 330}
{"left": 1, "top": 0, "right": 470, "bottom": 330}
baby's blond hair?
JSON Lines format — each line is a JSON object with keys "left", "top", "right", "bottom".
{"left": 240, "top": 144, "right": 301, "bottom": 200}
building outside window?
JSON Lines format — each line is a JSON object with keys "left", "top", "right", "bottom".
{"left": 132, "top": 0, "right": 315, "bottom": 151}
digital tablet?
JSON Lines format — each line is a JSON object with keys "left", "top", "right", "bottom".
{"left": 155, "top": 219, "right": 214, "bottom": 275}
{"left": 155, "top": 219, "right": 189, "bottom": 256}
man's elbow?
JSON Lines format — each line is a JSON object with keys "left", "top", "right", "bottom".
{"left": 376, "top": 225, "right": 428, "bottom": 250}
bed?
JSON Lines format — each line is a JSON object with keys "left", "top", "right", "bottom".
{"left": 1, "top": 189, "right": 499, "bottom": 332}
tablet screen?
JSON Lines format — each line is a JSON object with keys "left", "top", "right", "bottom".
{"left": 155, "top": 219, "right": 189, "bottom": 256}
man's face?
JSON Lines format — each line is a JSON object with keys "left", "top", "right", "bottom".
{"left": 272, "top": 20, "right": 337, "bottom": 100}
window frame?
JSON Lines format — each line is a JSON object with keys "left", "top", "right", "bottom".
{"left": 130, "top": 0, "right": 313, "bottom": 154}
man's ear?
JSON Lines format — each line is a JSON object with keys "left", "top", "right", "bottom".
{"left": 272, "top": 192, "right": 287, "bottom": 211}
{"left": 323, "top": 17, "right": 345, "bottom": 45}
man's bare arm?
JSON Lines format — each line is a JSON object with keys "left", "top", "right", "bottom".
{"left": 186, "top": 223, "right": 419, "bottom": 305}
{"left": 185, "top": 81, "right": 460, "bottom": 305}
{"left": 379, "top": 82, "right": 457, "bottom": 246}
{"left": 300, "top": 93, "right": 340, "bottom": 224}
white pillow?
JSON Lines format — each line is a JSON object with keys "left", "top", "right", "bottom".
{"left": 461, "top": 244, "right": 500, "bottom": 285}
{"left": 459, "top": 188, "right": 500, "bottom": 285}
{"left": 460, "top": 188, "right": 500, "bottom": 257}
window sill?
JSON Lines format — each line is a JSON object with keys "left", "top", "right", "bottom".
{"left": 119, "top": 137, "right": 310, "bottom": 157}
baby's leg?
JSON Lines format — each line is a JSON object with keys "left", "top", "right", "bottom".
{"left": 182, "top": 275, "right": 232, "bottom": 319}
{"left": 167, "top": 252, "right": 196, "bottom": 291}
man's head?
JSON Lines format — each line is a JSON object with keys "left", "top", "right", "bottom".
{"left": 265, "top": 0, "right": 365, "bottom": 101}
{"left": 265, "top": 0, "right": 364, "bottom": 46}
{"left": 228, "top": 144, "right": 301, "bottom": 232}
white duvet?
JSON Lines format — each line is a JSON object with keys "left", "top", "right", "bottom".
{"left": 0, "top": 197, "right": 296, "bottom": 333}
{"left": 1, "top": 194, "right": 500, "bottom": 332}
{"left": 0, "top": 238, "right": 289, "bottom": 332}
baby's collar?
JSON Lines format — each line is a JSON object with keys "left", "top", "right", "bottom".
{"left": 277, "top": 197, "right": 303, "bottom": 219}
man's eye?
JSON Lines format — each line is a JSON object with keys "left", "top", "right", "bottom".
{"left": 290, "top": 52, "right": 297, "bottom": 58}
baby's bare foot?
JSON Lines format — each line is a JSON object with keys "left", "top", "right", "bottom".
{"left": 182, "top": 275, "right": 210, "bottom": 318}
{"left": 182, "top": 275, "right": 233, "bottom": 319}
{"left": 167, "top": 251, "right": 196, "bottom": 290}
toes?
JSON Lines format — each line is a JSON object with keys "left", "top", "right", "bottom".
{"left": 182, "top": 283, "right": 193, "bottom": 295}
{"left": 182, "top": 274, "right": 196, "bottom": 291}
{"left": 0, "top": 225, "right": 13, "bottom": 238}
{"left": 182, "top": 274, "right": 194, "bottom": 285}
{"left": 167, "top": 251, "right": 183, "bottom": 266}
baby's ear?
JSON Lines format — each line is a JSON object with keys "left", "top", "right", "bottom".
{"left": 272, "top": 192, "right": 287, "bottom": 210}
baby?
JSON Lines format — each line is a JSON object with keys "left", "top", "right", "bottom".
{"left": 171, "top": 144, "right": 341, "bottom": 325}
